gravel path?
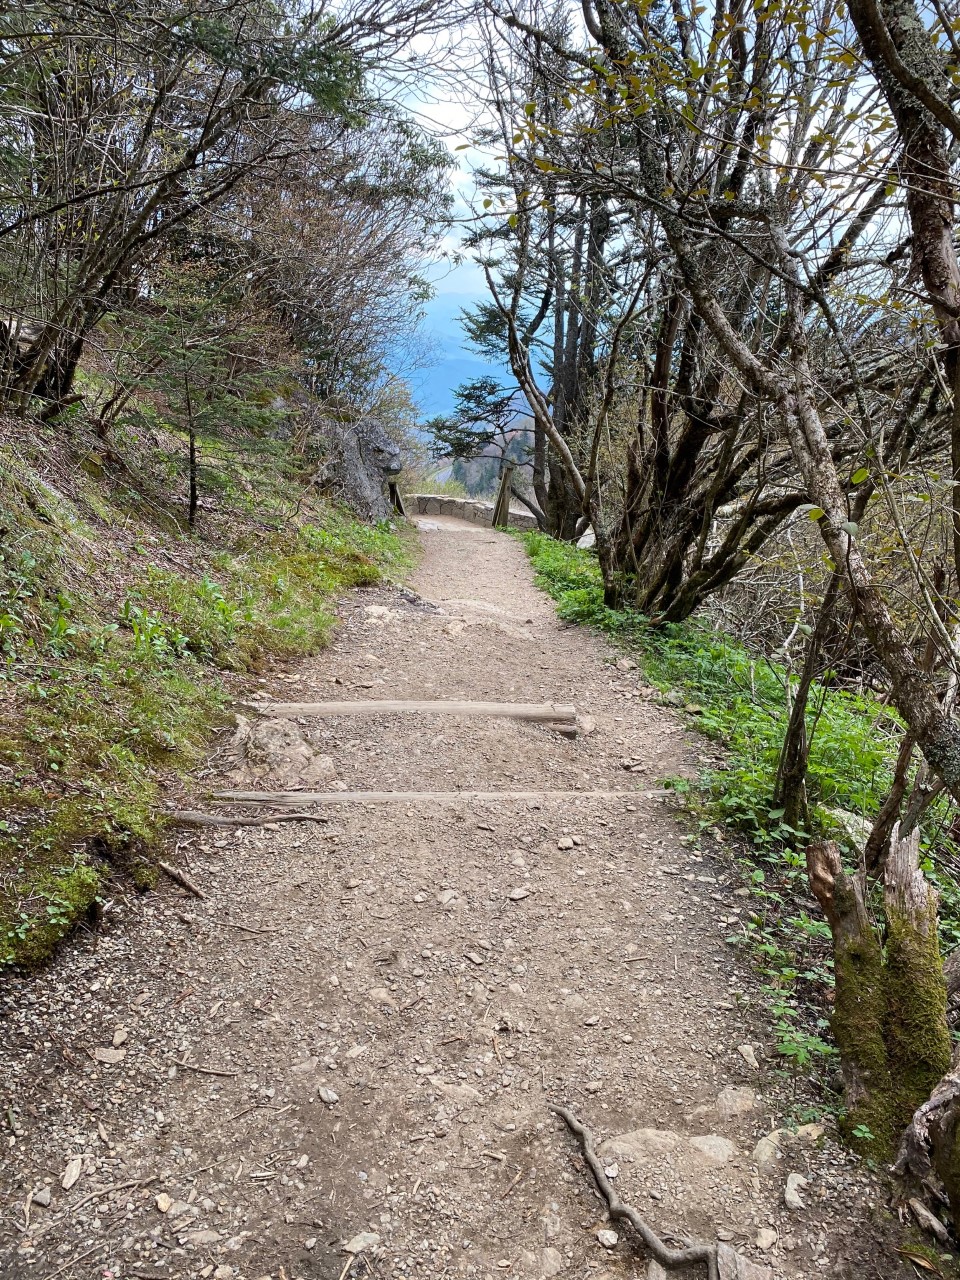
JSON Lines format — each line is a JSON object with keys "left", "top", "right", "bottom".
{"left": 1, "top": 517, "right": 908, "bottom": 1280}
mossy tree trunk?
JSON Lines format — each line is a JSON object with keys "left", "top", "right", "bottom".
{"left": 806, "top": 828, "right": 952, "bottom": 1158}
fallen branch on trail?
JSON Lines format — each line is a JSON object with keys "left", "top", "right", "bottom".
{"left": 246, "top": 698, "right": 577, "bottom": 733}
{"left": 158, "top": 860, "right": 207, "bottom": 899}
{"left": 173, "top": 1058, "right": 239, "bottom": 1077}
{"left": 167, "top": 810, "right": 328, "bottom": 827}
{"left": 67, "top": 1175, "right": 157, "bottom": 1214}
{"left": 549, "top": 1104, "right": 720, "bottom": 1280}
{"left": 211, "top": 788, "right": 635, "bottom": 806}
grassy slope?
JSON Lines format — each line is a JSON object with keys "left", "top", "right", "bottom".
{"left": 0, "top": 418, "right": 409, "bottom": 967}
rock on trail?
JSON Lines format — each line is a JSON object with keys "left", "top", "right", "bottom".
{"left": 0, "top": 514, "right": 904, "bottom": 1279}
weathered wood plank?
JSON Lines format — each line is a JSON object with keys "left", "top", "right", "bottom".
{"left": 210, "top": 789, "right": 632, "bottom": 807}
{"left": 248, "top": 699, "right": 577, "bottom": 727}
{"left": 167, "top": 810, "right": 330, "bottom": 827}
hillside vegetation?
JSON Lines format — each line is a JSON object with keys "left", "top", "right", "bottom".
{"left": 0, "top": 414, "right": 408, "bottom": 966}
{"left": 0, "top": 0, "right": 450, "bottom": 964}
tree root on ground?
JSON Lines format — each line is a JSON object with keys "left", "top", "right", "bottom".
{"left": 550, "top": 1104, "right": 720, "bottom": 1280}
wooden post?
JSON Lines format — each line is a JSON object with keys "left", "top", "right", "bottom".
{"left": 492, "top": 462, "right": 515, "bottom": 529}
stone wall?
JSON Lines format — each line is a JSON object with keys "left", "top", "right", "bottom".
{"left": 408, "top": 493, "right": 538, "bottom": 531}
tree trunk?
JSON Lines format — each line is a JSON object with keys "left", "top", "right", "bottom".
{"left": 807, "top": 829, "right": 952, "bottom": 1154}
{"left": 774, "top": 575, "right": 841, "bottom": 832}
{"left": 188, "top": 427, "right": 199, "bottom": 529}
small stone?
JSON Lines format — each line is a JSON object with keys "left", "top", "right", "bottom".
{"left": 465, "top": 951, "right": 484, "bottom": 965}
{"left": 751, "top": 1131, "right": 783, "bottom": 1169}
{"left": 112, "top": 1028, "right": 128, "bottom": 1047}
{"left": 61, "top": 1157, "right": 82, "bottom": 1190}
{"left": 508, "top": 888, "right": 530, "bottom": 901}
{"left": 688, "top": 1135, "right": 737, "bottom": 1165}
{"left": 795, "top": 1122, "right": 825, "bottom": 1146}
{"left": 156, "top": 1192, "right": 173, "bottom": 1213}
{"left": 182, "top": 1230, "right": 221, "bottom": 1247}
{"left": 585, "top": 1080, "right": 602, "bottom": 1094}
{"left": 93, "top": 1046, "right": 126, "bottom": 1064}
{"left": 31, "top": 1186, "right": 51, "bottom": 1208}
{"left": 304, "top": 1237, "right": 317, "bottom": 1250}
{"left": 755, "top": 1227, "right": 777, "bottom": 1250}
{"left": 318, "top": 1087, "right": 340, "bottom": 1105}
{"left": 718, "top": 1244, "right": 774, "bottom": 1280}
{"left": 437, "top": 1082, "right": 481, "bottom": 1105}
{"left": 616, "top": 657, "right": 638, "bottom": 671}
{"left": 597, "top": 1229, "right": 619, "bottom": 1248}
{"left": 557, "top": 837, "right": 575, "bottom": 850}
{"left": 438, "top": 889, "right": 457, "bottom": 906}
{"left": 541, "top": 1247, "right": 563, "bottom": 1276}
{"left": 784, "top": 1172, "right": 808, "bottom": 1210}
{"left": 213, "top": 1268, "right": 235, "bottom": 1280}
{"left": 647, "top": 1264, "right": 668, "bottom": 1280}
{"left": 714, "top": 1086, "right": 757, "bottom": 1117}
{"left": 344, "top": 1231, "right": 380, "bottom": 1255}
{"left": 367, "top": 987, "right": 397, "bottom": 1009}
{"left": 737, "top": 1044, "right": 759, "bottom": 1070}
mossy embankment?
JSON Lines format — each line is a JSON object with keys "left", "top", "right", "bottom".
{"left": 0, "top": 417, "right": 409, "bottom": 967}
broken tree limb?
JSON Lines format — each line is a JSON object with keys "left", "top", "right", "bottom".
{"left": 210, "top": 789, "right": 637, "bottom": 807}
{"left": 245, "top": 698, "right": 577, "bottom": 732}
{"left": 157, "top": 860, "right": 207, "bottom": 900}
{"left": 167, "top": 810, "right": 328, "bottom": 827}
{"left": 549, "top": 1105, "right": 719, "bottom": 1279}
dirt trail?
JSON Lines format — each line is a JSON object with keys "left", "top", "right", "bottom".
{"left": 2, "top": 518, "right": 903, "bottom": 1280}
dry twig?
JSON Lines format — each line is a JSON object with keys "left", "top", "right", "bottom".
{"left": 549, "top": 1104, "right": 719, "bottom": 1279}
{"left": 158, "top": 860, "right": 207, "bottom": 899}
{"left": 173, "top": 1058, "right": 238, "bottom": 1077}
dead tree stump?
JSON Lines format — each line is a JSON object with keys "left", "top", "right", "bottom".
{"left": 806, "top": 825, "right": 952, "bottom": 1155}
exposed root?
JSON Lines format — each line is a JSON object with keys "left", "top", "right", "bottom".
{"left": 549, "top": 1104, "right": 720, "bottom": 1279}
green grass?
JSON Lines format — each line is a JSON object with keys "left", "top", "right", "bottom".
{"left": 0, "top": 497, "right": 409, "bottom": 968}
{"left": 522, "top": 531, "right": 960, "bottom": 1076}
{"left": 523, "top": 531, "right": 899, "bottom": 839}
